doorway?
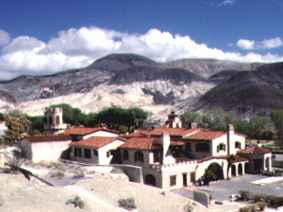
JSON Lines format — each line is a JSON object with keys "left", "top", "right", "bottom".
{"left": 182, "top": 173, "right": 188, "bottom": 187}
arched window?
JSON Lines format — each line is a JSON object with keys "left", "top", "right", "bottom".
{"left": 123, "top": 150, "right": 129, "bottom": 160}
{"left": 235, "top": 142, "right": 241, "bottom": 149}
{"left": 134, "top": 151, "right": 144, "bottom": 162}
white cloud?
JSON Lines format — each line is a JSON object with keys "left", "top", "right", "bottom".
{"left": 219, "top": 0, "right": 236, "bottom": 6}
{"left": 261, "top": 37, "right": 283, "bottom": 49}
{"left": 237, "top": 37, "right": 283, "bottom": 50}
{"left": 0, "top": 26, "right": 283, "bottom": 79}
{"left": 0, "top": 30, "right": 10, "bottom": 47}
{"left": 237, "top": 39, "right": 255, "bottom": 50}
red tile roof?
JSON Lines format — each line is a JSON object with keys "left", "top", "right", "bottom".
{"left": 184, "top": 129, "right": 226, "bottom": 141}
{"left": 149, "top": 127, "right": 197, "bottom": 137}
{"left": 70, "top": 136, "right": 125, "bottom": 149}
{"left": 119, "top": 137, "right": 161, "bottom": 151}
{"left": 239, "top": 146, "right": 272, "bottom": 154}
{"left": 25, "top": 134, "right": 71, "bottom": 143}
{"left": 64, "top": 127, "right": 117, "bottom": 136}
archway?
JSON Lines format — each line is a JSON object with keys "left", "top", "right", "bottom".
{"left": 231, "top": 164, "right": 237, "bottom": 177}
{"left": 238, "top": 163, "right": 243, "bottom": 175}
{"left": 203, "top": 163, "right": 224, "bottom": 182}
{"left": 145, "top": 174, "right": 156, "bottom": 186}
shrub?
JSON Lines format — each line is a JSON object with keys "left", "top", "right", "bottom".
{"left": 118, "top": 198, "right": 136, "bottom": 210}
{"left": 239, "top": 205, "right": 255, "bottom": 212}
{"left": 66, "top": 196, "right": 85, "bottom": 209}
{"left": 255, "top": 201, "right": 267, "bottom": 211}
{"left": 50, "top": 170, "right": 65, "bottom": 179}
{"left": 239, "top": 190, "right": 250, "bottom": 201}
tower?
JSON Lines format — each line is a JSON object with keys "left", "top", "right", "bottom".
{"left": 44, "top": 107, "right": 67, "bottom": 133}
{"left": 165, "top": 111, "right": 182, "bottom": 128}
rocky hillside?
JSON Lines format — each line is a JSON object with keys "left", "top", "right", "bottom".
{"left": 199, "top": 62, "right": 283, "bottom": 116}
{"left": 0, "top": 53, "right": 282, "bottom": 121}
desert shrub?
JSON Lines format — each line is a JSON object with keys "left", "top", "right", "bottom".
{"left": 66, "top": 195, "right": 85, "bottom": 209}
{"left": 184, "top": 204, "right": 194, "bottom": 212}
{"left": 255, "top": 201, "right": 267, "bottom": 211}
{"left": 72, "top": 169, "right": 85, "bottom": 179}
{"left": 118, "top": 198, "right": 136, "bottom": 210}
{"left": 111, "top": 168, "right": 124, "bottom": 174}
{"left": 50, "top": 170, "right": 65, "bottom": 179}
{"left": 239, "top": 205, "right": 255, "bottom": 212}
{"left": 239, "top": 190, "right": 250, "bottom": 201}
{"left": 265, "top": 195, "right": 283, "bottom": 208}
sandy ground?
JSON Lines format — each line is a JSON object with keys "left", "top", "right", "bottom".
{"left": 0, "top": 162, "right": 205, "bottom": 212}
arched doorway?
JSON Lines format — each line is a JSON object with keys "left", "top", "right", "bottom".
{"left": 238, "top": 163, "right": 243, "bottom": 175}
{"left": 203, "top": 163, "right": 224, "bottom": 182}
{"left": 231, "top": 164, "right": 237, "bottom": 177}
{"left": 145, "top": 174, "right": 156, "bottom": 186}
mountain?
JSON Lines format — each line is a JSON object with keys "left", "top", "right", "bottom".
{"left": 0, "top": 53, "right": 281, "bottom": 121}
{"left": 199, "top": 62, "right": 283, "bottom": 116}
{"left": 164, "top": 58, "right": 260, "bottom": 78}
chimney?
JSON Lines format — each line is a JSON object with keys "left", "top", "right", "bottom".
{"left": 227, "top": 124, "right": 234, "bottom": 155}
{"left": 162, "top": 132, "right": 170, "bottom": 164}
{"left": 191, "top": 122, "right": 198, "bottom": 129}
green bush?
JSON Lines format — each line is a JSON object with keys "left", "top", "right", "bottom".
{"left": 239, "top": 190, "right": 250, "bottom": 201}
{"left": 66, "top": 195, "right": 85, "bottom": 209}
{"left": 239, "top": 205, "right": 255, "bottom": 212}
{"left": 118, "top": 198, "right": 136, "bottom": 210}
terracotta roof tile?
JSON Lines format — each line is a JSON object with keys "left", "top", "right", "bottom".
{"left": 149, "top": 127, "right": 196, "bottom": 137}
{"left": 184, "top": 129, "right": 226, "bottom": 141}
{"left": 70, "top": 136, "right": 124, "bottom": 149}
{"left": 119, "top": 137, "right": 161, "bottom": 151}
{"left": 25, "top": 134, "right": 71, "bottom": 143}
{"left": 64, "top": 127, "right": 117, "bottom": 136}
{"left": 239, "top": 146, "right": 272, "bottom": 154}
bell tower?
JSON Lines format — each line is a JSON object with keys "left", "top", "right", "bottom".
{"left": 44, "top": 107, "right": 67, "bottom": 133}
{"left": 165, "top": 111, "right": 182, "bottom": 128}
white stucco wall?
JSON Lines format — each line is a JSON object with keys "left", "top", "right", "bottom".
{"left": 71, "top": 139, "right": 124, "bottom": 165}
{"left": 19, "top": 140, "right": 71, "bottom": 163}
{"left": 83, "top": 131, "right": 118, "bottom": 139}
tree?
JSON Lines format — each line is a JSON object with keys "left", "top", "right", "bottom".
{"left": 49, "top": 104, "right": 87, "bottom": 126}
{"left": 271, "top": 109, "right": 283, "bottom": 141}
{"left": 94, "top": 107, "right": 148, "bottom": 133}
{"left": 28, "top": 115, "right": 45, "bottom": 134}
{"left": 4, "top": 111, "right": 31, "bottom": 145}
{"left": 181, "top": 112, "right": 201, "bottom": 128}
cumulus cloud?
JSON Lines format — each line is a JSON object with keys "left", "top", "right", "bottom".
{"left": 0, "top": 30, "right": 10, "bottom": 47}
{"left": 237, "top": 39, "right": 255, "bottom": 50}
{"left": 0, "top": 26, "right": 283, "bottom": 79}
{"left": 261, "top": 37, "right": 283, "bottom": 49}
{"left": 237, "top": 37, "right": 283, "bottom": 50}
{"left": 219, "top": 0, "right": 236, "bottom": 6}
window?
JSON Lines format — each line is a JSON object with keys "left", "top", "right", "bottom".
{"left": 93, "top": 149, "right": 98, "bottom": 157}
{"left": 153, "top": 150, "right": 160, "bottom": 163}
{"left": 195, "top": 143, "right": 210, "bottom": 152}
{"left": 56, "top": 115, "right": 60, "bottom": 125}
{"left": 217, "top": 143, "right": 226, "bottom": 152}
{"left": 235, "top": 142, "right": 241, "bottom": 149}
{"left": 185, "top": 143, "right": 192, "bottom": 152}
{"left": 74, "top": 148, "right": 82, "bottom": 157}
{"left": 84, "top": 149, "right": 91, "bottom": 158}
{"left": 134, "top": 151, "right": 144, "bottom": 162}
{"left": 123, "top": 150, "right": 129, "bottom": 160}
{"left": 170, "top": 175, "right": 177, "bottom": 186}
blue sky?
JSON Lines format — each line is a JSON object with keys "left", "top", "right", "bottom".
{"left": 0, "top": 0, "right": 283, "bottom": 79}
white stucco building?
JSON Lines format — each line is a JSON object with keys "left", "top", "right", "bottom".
{"left": 0, "top": 121, "right": 7, "bottom": 138}
{"left": 18, "top": 107, "right": 273, "bottom": 190}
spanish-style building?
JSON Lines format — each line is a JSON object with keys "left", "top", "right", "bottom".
{"left": 18, "top": 108, "right": 273, "bottom": 190}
